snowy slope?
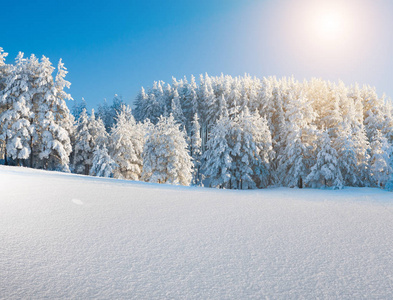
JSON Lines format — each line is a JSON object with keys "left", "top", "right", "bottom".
{"left": 1, "top": 166, "right": 393, "bottom": 299}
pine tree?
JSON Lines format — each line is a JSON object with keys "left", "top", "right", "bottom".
{"left": 110, "top": 105, "right": 144, "bottom": 180}
{"left": 73, "top": 108, "right": 94, "bottom": 174}
{"left": 6, "top": 96, "right": 32, "bottom": 165}
{"left": 0, "top": 48, "right": 9, "bottom": 163}
{"left": 141, "top": 114, "right": 193, "bottom": 185}
{"left": 306, "top": 130, "right": 343, "bottom": 189}
{"left": 385, "top": 150, "right": 393, "bottom": 191}
{"left": 97, "top": 99, "right": 112, "bottom": 132}
{"left": 71, "top": 98, "right": 88, "bottom": 120}
{"left": 334, "top": 123, "right": 359, "bottom": 186}
{"left": 238, "top": 109, "right": 274, "bottom": 188}
{"left": 190, "top": 113, "right": 202, "bottom": 185}
{"left": 202, "top": 115, "right": 233, "bottom": 188}
{"left": 52, "top": 58, "right": 74, "bottom": 169}
{"left": 33, "top": 56, "right": 72, "bottom": 171}
{"left": 90, "top": 145, "right": 117, "bottom": 178}
{"left": 0, "top": 47, "right": 8, "bottom": 92}
{"left": 0, "top": 52, "right": 33, "bottom": 166}
{"left": 171, "top": 90, "right": 186, "bottom": 127}
{"left": 369, "top": 129, "right": 391, "bottom": 187}
{"left": 89, "top": 109, "right": 108, "bottom": 149}
{"left": 277, "top": 90, "right": 316, "bottom": 187}
{"left": 180, "top": 75, "right": 199, "bottom": 131}
{"left": 138, "top": 81, "right": 166, "bottom": 124}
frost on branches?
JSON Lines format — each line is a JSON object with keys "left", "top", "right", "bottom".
{"left": 141, "top": 114, "right": 193, "bottom": 185}
{"left": 110, "top": 105, "right": 144, "bottom": 180}
{"left": 90, "top": 145, "right": 117, "bottom": 178}
{"left": 2, "top": 47, "right": 393, "bottom": 191}
{"left": 0, "top": 49, "right": 73, "bottom": 169}
{"left": 133, "top": 75, "right": 393, "bottom": 190}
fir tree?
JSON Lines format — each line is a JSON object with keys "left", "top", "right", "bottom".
{"left": 202, "top": 115, "right": 233, "bottom": 188}
{"left": 190, "top": 113, "right": 202, "bottom": 185}
{"left": 0, "top": 53, "right": 33, "bottom": 166}
{"left": 369, "top": 129, "right": 391, "bottom": 187}
{"left": 306, "top": 130, "right": 344, "bottom": 189}
{"left": 141, "top": 114, "right": 193, "bottom": 185}
{"left": 90, "top": 145, "right": 117, "bottom": 178}
{"left": 73, "top": 108, "right": 94, "bottom": 174}
{"left": 110, "top": 105, "right": 144, "bottom": 180}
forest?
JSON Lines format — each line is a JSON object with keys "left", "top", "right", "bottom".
{"left": 1, "top": 48, "right": 393, "bottom": 190}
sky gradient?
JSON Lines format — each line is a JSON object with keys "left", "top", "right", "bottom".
{"left": 1, "top": 0, "right": 392, "bottom": 110}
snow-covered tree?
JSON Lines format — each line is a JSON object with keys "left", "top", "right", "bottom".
{"left": 0, "top": 52, "right": 33, "bottom": 166}
{"left": 141, "top": 114, "right": 193, "bottom": 185}
{"left": 33, "top": 56, "right": 72, "bottom": 171}
{"left": 171, "top": 90, "right": 186, "bottom": 127}
{"left": 134, "top": 82, "right": 165, "bottom": 124}
{"left": 334, "top": 123, "right": 360, "bottom": 186}
{"left": 110, "top": 105, "right": 144, "bottom": 180}
{"left": 306, "top": 130, "right": 344, "bottom": 189}
{"left": 0, "top": 48, "right": 10, "bottom": 162}
{"left": 180, "top": 75, "right": 199, "bottom": 130}
{"left": 202, "top": 115, "right": 233, "bottom": 188}
{"left": 277, "top": 90, "right": 317, "bottom": 187}
{"left": 0, "top": 47, "right": 8, "bottom": 91}
{"left": 97, "top": 99, "right": 112, "bottom": 132}
{"left": 235, "top": 108, "right": 274, "bottom": 189}
{"left": 6, "top": 96, "right": 32, "bottom": 165}
{"left": 369, "top": 129, "right": 392, "bottom": 187}
{"left": 71, "top": 97, "right": 87, "bottom": 120}
{"left": 73, "top": 108, "right": 94, "bottom": 174}
{"left": 89, "top": 109, "right": 108, "bottom": 148}
{"left": 90, "top": 145, "right": 117, "bottom": 178}
{"left": 190, "top": 113, "right": 202, "bottom": 185}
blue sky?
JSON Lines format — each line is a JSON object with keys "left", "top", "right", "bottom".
{"left": 1, "top": 0, "right": 392, "bottom": 110}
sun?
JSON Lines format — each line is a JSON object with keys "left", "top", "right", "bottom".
{"left": 320, "top": 13, "right": 340, "bottom": 35}
{"left": 315, "top": 11, "right": 343, "bottom": 40}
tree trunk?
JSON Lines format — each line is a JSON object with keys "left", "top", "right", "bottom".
{"left": 30, "top": 136, "right": 34, "bottom": 168}
{"left": 298, "top": 176, "right": 303, "bottom": 188}
{"left": 4, "top": 142, "right": 7, "bottom": 165}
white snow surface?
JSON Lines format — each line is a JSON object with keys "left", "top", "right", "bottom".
{"left": 1, "top": 166, "right": 393, "bottom": 299}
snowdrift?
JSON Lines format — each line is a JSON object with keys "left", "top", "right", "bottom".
{"left": 1, "top": 166, "right": 393, "bottom": 299}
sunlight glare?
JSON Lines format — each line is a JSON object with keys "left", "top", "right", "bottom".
{"left": 318, "top": 12, "right": 341, "bottom": 38}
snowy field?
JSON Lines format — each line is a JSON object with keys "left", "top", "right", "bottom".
{"left": 1, "top": 166, "right": 393, "bottom": 299}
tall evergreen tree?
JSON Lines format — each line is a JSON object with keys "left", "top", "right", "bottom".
{"left": 73, "top": 108, "right": 94, "bottom": 174}
{"left": 369, "top": 129, "right": 392, "bottom": 187}
{"left": 190, "top": 113, "right": 202, "bottom": 185}
{"left": 90, "top": 144, "right": 117, "bottom": 178}
{"left": 141, "top": 114, "right": 193, "bottom": 185}
{"left": 0, "top": 52, "right": 33, "bottom": 166}
{"left": 110, "top": 105, "right": 144, "bottom": 180}
{"left": 306, "top": 130, "right": 344, "bottom": 189}
{"left": 202, "top": 115, "right": 233, "bottom": 188}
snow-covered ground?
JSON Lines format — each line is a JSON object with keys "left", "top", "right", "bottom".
{"left": 1, "top": 166, "right": 393, "bottom": 299}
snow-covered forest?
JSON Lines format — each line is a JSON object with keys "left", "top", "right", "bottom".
{"left": 1, "top": 48, "right": 393, "bottom": 190}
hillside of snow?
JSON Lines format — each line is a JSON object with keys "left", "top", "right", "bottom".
{"left": 1, "top": 165, "right": 393, "bottom": 299}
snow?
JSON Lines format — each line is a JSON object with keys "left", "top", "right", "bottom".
{"left": 1, "top": 165, "right": 393, "bottom": 299}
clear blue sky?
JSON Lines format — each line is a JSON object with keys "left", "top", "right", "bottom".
{"left": 1, "top": 0, "right": 392, "bottom": 110}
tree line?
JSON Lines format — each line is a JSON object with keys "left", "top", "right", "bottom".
{"left": 1, "top": 48, "right": 393, "bottom": 190}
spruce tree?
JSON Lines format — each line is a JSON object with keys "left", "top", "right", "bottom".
{"left": 202, "top": 115, "right": 233, "bottom": 188}
{"left": 306, "top": 130, "right": 344, "bottom": 189}
{"left": 110, "top": 105, "right": 144, "bottom": 180}
{"left": 190, "top": 113, "right": 202, "bottom": 185}
{"left": 90, "top": 145, "right": 117, "bottom": 178}
{"left": 73, "top": 108, "right": 94, "bottom": 174}
{"left": 141, "top": 114, "right": 193, "bottom": 185}
{"left": 0, "top": 52, "right": 33, "bottom": 166}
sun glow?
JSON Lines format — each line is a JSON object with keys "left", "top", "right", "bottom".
{"left": 265, "top": 0, "right": 378, "bottom": 75}
{"left": 317, "top": 12, "right": 342, "bottom": 39}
